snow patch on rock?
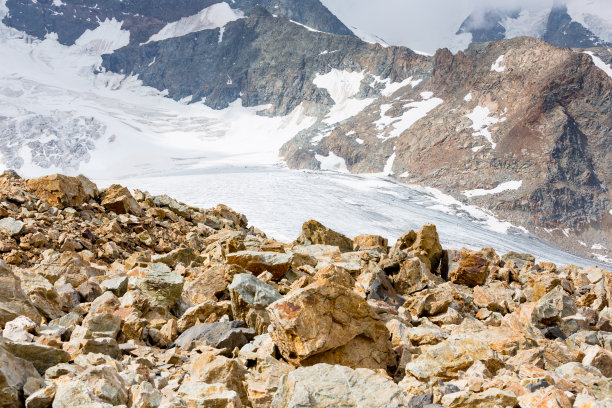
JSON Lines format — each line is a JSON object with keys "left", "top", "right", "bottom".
{"left": 491, "top": 55, "right": 505, "bottom": 72}
{"left": 313, "top": 69, "right": 375, "bottom": 124}
{"left": 315, "top": 151, "right": 349, "bottom": 173}
{"left": 377, "top": 95, "right": 443, "bottom": 140}
{"left": 463, "top": 181, "right": 523, "bottom": 198}
{"left": 465, "top": 106, "right": 505, "bottom": 149}
{"left": 585, "top": 51, "right": 612, "bottom": 79}
{"left": 145, "top": 3, "right": 244, "bottom": 44}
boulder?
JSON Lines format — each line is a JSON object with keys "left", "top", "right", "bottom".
{"left": 177, "top": 300, "right": 231, "bottom": 332}
{"left": 190, "top": 352, "right": 248, "bottom": 405}
{"left": 532, "top": 286, "right": 577, "bottom": 326}
{"left": 405, "top": 334, "right": 503, "bottom": 381}
{"left": 14, "top": 269, "right": 63, "bottom": 320}
{"left": 582, "top": 345, "right": 612, "bottom": 377}
{"left": 267, "top": 279, "right": 394, "bottom": 369}
{"left": 393, "top": 224, "right": 443, "bottom": 270}
{"left": 516, "top": 386, "right": 571, "bottom": 408}
{"left": 446, "top": 249, "right": 490, "bottom": 287}
{"left": 0, "top": 217, "right": 24, "bottom": 237}
{"left": 353, "top": 234, "right": 388, "bottom": 252}
{"left": 245, "top": 357, "right": 293, "bottom": 408}
{"left": 174, "top": 321, "right": 256, "bottom": 351}
{"left": 26, "top": 174, "right": 94, "bottom": 209}
{"left": 0, "top": 261, "right": 42, "bottom": 327}
{"left": 133, "top": 265, "right": 184, "bottom": 308}
{"left": 176, "top": 381, "right": 242, "bottom": 408}
{"left": 100, "top": 184, "right": 142, "bottom": 216}
{"left": 0, "top": 347, "right": 42, "bottom": 408}
{"left": 271, "top": 363, "right": 411, "bottom": 407}
{"left": 0, "top": 341, "right": 71, "bottom": 374}
{"left": 294, "top": 220, "right": 353, "bottom": 252}
{"left": 441, "top": 388, "right": 518, "bottom": 408}
{"left": 99, "top": 276, "right": 128, "bottom": 297}
{"left": 226, "top": 251, "right": 292, "bottom": 279}
{"left": 229, "top": 273, "right": 282, "bottom": 334}
{"left": 391, "top": 257, "right": 442, "bottom": 296}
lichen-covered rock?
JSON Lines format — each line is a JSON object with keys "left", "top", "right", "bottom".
{"left": 177, "top": 381, "right": 242, "bottom": 408}
{"left": 174, "top": 321, "right": 256, "bottom": 352}
{"left": 25, "top": 174, "right": 93, "bottom": 209}
{"left": 226, "top": 251, "right": 292, "bottom": 279}
{"left": 100, "top": 184, "right": 142, "bottom": 216}
{"left": 446, "top": 249, "right": 490, "bottom": 287}
{"left": 229, "top": 273, "right": 282, "bottom": 334}
{"left": 0, "top": 347, "right": 41, "bottom": 408}
{"left": 0, "top": 261, "right": 42, "bottom": 327}
{"left": 0, "top": 340, "right": 71, "bottom": 374}
{"left": 271, "top": 363, "right": 411, "bottom": 408}
{"left": 133, "top": 264, "right": 184, "bottom": 308}
{"left": 294, "top": 220, "right": 353, "bottom": 252}
{"left": 405, "top": 334, "right": 503, "bottom": 381}
{"left": 267, "top": 279, "right": 394, "bottom": 369}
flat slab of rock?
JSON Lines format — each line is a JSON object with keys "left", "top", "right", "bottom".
{"left": 271, "top": 363, "right": 411, "bottom": 407}
{"left": 174, "top": 321, "right": 256, "bottom": 351}
{"left": 226, "top": 251, "right": 292, "bottom": 279}
{"left": 1, "top": 340, "right": 70, "bottom": 374}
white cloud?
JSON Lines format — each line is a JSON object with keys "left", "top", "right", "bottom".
{"left": 320, "top": 0, "right": 558, "bottom": 53}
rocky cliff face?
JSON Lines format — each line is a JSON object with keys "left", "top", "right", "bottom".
{"left": 282, "top": 37, "right": 611, "bottom": 261}
{"left": 3, "top": 0, "right": 353, "bottom": 45}
{"left": 101, "top": 6, "right": 425, "bottom": 113}
{"left": 0, "top": 172, "right": 610, "bottom": 407}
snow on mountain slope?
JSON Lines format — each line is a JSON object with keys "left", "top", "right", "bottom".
{"left": 321, "top": 0, "right": 612, "bottom": 53}
{"left": 566, "top": 0, "right": 612, "bottom": 43}
{"left": 145, "top": 2, "right": 245, "bottom": 44}
{"left": 0, "top": 15, "right": 317, "bottom": 178}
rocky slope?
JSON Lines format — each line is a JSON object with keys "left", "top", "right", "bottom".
{"left": 0, "top": 171, "right": 611, "bottom": 407}
{"left": 282, "top": 37, "right": 612, "bottom": 263}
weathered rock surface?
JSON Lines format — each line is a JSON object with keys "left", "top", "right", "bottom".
{"left": 226, "top": 251, "right": 292, "bottom": 279}
{"left": 295, "top": 220, "right": 353, "bottom": 252}
{"left": 271, "top": 363, "right": 411, "bottom": 408}
{"left": 267, "top": 279, "right": 394, "bottom": 369}
{"left": 229, "top": 273, "right": 282, "bottom": 334}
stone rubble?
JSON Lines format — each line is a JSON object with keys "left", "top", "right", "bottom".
{"left": 0, "top": 171, "right": 609, "bottom": 407}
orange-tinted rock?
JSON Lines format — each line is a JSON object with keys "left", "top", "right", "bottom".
{"left": 101, "top": 184, "right": 142, "bottom": 216}
{"left": 26, "top": 174, "right": 94, "bottom": 208}
{"left": 447, "top": 249, "right": 490, "bottom": 287}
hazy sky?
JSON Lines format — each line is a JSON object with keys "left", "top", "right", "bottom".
{"left": 320, "top": 0, "right": 556, "bottom": 53}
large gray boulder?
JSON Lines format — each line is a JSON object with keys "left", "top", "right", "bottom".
{"left": 271, "top": 363, "right": 411, "bottom": 407}
{"left": 229, "top": 273, "right": 282, "bottom": 334}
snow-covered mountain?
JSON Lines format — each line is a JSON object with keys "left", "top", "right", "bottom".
{"left": 0, "top": 0, "right": 610, "bottom": 265}
{"left": 321, "top": 0, "right": 612, "bottom": 53}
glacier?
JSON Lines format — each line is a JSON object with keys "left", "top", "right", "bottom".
{"left": 0, "top": 8, "right": 609, "bottom": 269}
